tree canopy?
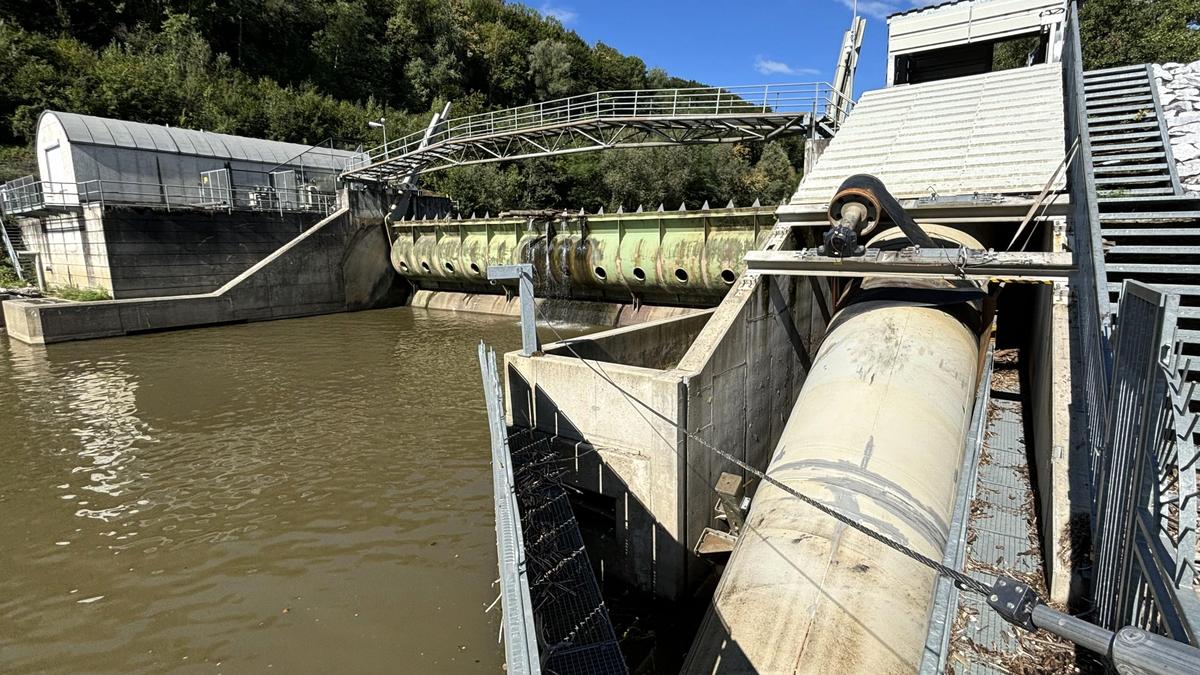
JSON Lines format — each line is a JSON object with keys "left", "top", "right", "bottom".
{"left": 0, "top": 0, "right": 805, "bottom": 208}
{"left": 1081, "top": 0, "right": 1200, "bottom": 69}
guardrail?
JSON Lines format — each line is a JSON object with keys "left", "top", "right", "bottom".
{"left": 346, "top": 82, "right": 853, "bottom": 172}
{"left": 0, "top": 177, "right": 338, "bottom": 217}
{"left": 1092, "top": 280, "right": 1200, "bottom": 643}
{"left": 478, "top": 342, "right": 541, "bottom": 675}
{"left": 1062, "top": 0, "right": 1113, "bottom": 492}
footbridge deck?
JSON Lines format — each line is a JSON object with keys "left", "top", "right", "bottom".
{"left": 340, "top": 83, "right": 852, "bottom": 182}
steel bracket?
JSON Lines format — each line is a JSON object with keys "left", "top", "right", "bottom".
{"left": 487, "top": 263, "right": 540, "bottom": 357}
{"left": 987, "top": 576, "right": 1040, "bottom": 631}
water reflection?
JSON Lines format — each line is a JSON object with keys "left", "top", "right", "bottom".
{"left": 0, "top": 307, "right": 563, "bottom": 673}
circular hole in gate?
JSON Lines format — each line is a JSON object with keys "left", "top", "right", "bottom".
{"left": 721, "top": 269, "right": 737, "bottom": 284}
{"left": 470, "top": 263, "right": 481, "bottom": 275}
{"left": 444, "top": 261, "right": 456, "bottom": 273}
{"left": 420, "top": 261, "right": 431, "bottom": 273}
{"left": 398, "top": 261, "right": 409, "bottom": 272}
{"left": 594, "top": 266, "right": 607, "bottom": 280}
{"left": 632, "top": 267, "right": 646, "bottom": 282}
{"left": 675, "top": 268, "right": 689, "bottom": 283}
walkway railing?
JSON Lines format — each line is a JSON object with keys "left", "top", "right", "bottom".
{"left": 345, "top": 82, "right": 852, "bottom": 174}
{"left": 0, "top": 177, "right": 337, "bottom": 217}
{"left": 479, "top": 343, "right": 541, "bottom": 675}
{"left": 1092, "top": 280, "right": 1200, "bottom": 643}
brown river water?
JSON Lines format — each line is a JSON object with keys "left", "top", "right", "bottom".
{"left": 0, "top": 307, "right": 577, "bottom": 674}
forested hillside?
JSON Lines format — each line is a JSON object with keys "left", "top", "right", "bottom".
{"left": 0, "top": 0, "right": 801, "bottom": 212}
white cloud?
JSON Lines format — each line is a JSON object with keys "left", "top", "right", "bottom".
{"left": 540, "top": 3, "right": 578, "bottom": 24}
{"left": 754, "top": 55, "right": 820, "bottom": 77}
{"left": 837, "top": 0, "right": 935, "bottom": 20}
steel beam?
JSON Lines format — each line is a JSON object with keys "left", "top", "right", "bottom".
{"left": 487, "top": 264, "right": 539, "bottom": 356}
{"left": 744, "top": 248, "right": 1075, "bottom": 282}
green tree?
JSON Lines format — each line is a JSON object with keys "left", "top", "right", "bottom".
{"left": 1081, "top": 0, "right": 1200, "bottom": 69}
{"left": 528, "top": 39, "right": 574, "bottom": 99}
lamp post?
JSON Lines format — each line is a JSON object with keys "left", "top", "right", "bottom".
{"left": 368, "top": 117, "right": 387, "bottom": 159}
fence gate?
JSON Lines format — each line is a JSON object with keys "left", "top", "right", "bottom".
{"left": 198, "top": 169, "right": 231, "bottom": 207}
{"left": 1092, "top": 280, "right": 1200, "bottom": 643}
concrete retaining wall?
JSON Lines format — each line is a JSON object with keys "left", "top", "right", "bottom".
{"left": 19, "top": 206, "right": 322, "bottom": 298}
{"left": 503, "top": 226, "right": 831, "bottom": 600}
{"left": 3, "top": 190, "right": 404, "bottom": 344}
{"left": 103, "top": 209, "right": 316, "bottom": 298}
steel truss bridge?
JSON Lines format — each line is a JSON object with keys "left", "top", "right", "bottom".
{"left": 340, "top": 83, "right": 853, "bottom": 183}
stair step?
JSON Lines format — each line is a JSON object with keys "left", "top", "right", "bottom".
{"left": 1086, "top": 78, "right": 1153, "bottom": 93}
{"left": 1103, "top": 228, "right": 1200, "bottom": 236}
{"left": 1175, "top": 328, "right": 1200, "bottom": 345}
{"left": 1092, "top": 151, "right": 1166, "bottom": 163}
{"left": 1099, "top": 187, "right": 1177, "bottom": 196}
{"left": 1088, "top": 111, "right": 1159, "bottom": 125}
{"left": 1086, "top": 88, "right": 1153, "bottom": 102}
{"left": 1096, "top": 174, "right": 1173, "bottom": 185}
{"left": 1090, "top": 120, "right": 1161, "bottom": 133}
{"left": 1107, "top": 282, "right": 1200, "bottom": 296}
{"left": 1085, "top": 95, "right": 1156, "bottom": 109}
{"left": 1091, "top": 141, "right": 1165, "bottom": 153}
{"left": 1084, "top": 70, "right": 1150, "bottom": 86}
{"left": 1101, "top": 210, "right": 1200, "bottom": 221}
{"left": 1106, "top": 263, "right": 1200, "bottom": 274}
{"left": 1087, "top": 103, "right": 1159, "bottom": 116}
{"left": 1105, "top": 245, "right": 1200, "bottom": 255}
{"left": 1084, "top": 64, "right": 1150, "bottom": 78}
{"left": 1094, "top": 163, "right": 1170, "bottom": 174}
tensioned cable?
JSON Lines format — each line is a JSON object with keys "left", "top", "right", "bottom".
{"left": 530, "top": 301, "right": 994, "bottom": 598}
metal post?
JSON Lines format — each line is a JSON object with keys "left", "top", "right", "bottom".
{"left": 486, "top": 263, "right": 540, "bottom": 357}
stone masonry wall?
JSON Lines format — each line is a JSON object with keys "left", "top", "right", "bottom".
{"left": 1154, "top": 61, "right": 1200, "bottom": 194}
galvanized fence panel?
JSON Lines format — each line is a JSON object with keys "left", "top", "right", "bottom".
{"left": 1062, "top": 1, "right": 1112, "bottom": 492}
{"left": 1092, "top": 281, "right": 1200, "bottom": 643}
{"left": 478, "top": 343, "right": 541, "bottom": 675}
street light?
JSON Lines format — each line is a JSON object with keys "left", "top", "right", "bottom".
{"left": 368, "top": 117, "right": 387, "bottom": 158}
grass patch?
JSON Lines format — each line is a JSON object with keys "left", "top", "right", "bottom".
{"left": 0, "top": 262, "right": 23, "bottom": 288}
{"left": 47, "top": 285, "right": 111, "bottom": 302}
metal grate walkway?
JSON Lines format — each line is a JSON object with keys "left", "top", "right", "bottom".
{"left": 947, "top": 367, "right": 1080, "bottom": 673}
{"left": 340, "top": 83, "right": 851, "bottom": 182}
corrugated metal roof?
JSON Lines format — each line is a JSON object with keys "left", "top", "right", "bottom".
{"left": 889, "top": 0, "right": 972, "bottom": 20}
{"left": 786, "top": 63, "right": 1065, "bottom": 206}
{"left": 41, "top": 111, "right": 356, "bottom": 172}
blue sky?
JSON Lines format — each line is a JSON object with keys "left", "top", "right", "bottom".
{"left": 528, "top": 1, "right": 943, "bottom": 95}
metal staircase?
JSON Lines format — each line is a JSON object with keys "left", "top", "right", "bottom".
{"left": 0, "top": 214, "right": 32, "bottom": 283}
{"left": 1085, "top": 64, "right": 1182, "bottom": 199}
{"left": 1082, "top": 63, "right": 1200, "bottom": 431}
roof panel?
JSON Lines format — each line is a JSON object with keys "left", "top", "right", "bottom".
{"left": 39, "top": 111, "right": 356, "bottom": 171}
{"left": 785, "top": 63, "right": 1065, "bottom": 206}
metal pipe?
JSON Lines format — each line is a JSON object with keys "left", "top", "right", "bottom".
{"left": 686, "top": 224, "right": 987, "bottom": 672}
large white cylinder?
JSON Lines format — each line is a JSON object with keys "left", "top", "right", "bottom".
{"left": 685, "top": 232, "right": 983, "bottom": 673}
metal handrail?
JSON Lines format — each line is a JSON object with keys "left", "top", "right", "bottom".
{"left": 0, "top": 177, "right": 337, "bottom": 217}
{"left": 348, "top": 82, "right": 853, "bottom": 171}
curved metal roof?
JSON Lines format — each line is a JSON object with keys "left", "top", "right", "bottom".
{"left": 42, "top": 110, "right": 356, "bottom": 172}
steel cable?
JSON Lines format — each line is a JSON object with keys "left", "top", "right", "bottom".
{"left": 530, "top": 303, "right": 994, "bottom": 598}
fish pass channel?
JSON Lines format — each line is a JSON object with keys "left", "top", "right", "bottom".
{"left": 0, "top": 307, "right": 592, "bottom": 673}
